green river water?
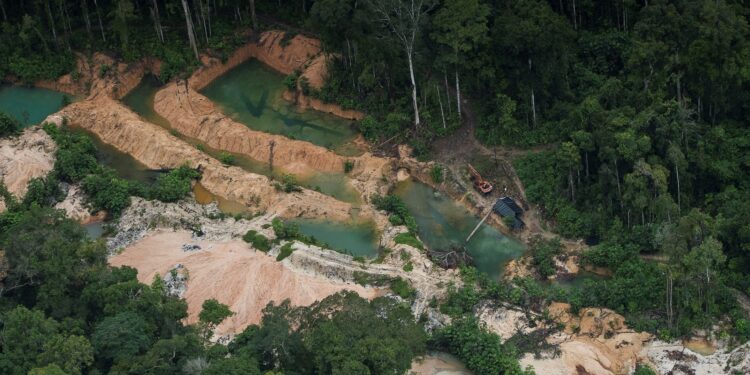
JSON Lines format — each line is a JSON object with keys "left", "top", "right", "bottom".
{"left": 290, "top": 218, "right": 380, "bottom": 258}
{"left": 122, "top": 75, "right": 361, "bottom": 204}
{"left": 0, "top": 85, "right": 67, "bottom": 126}
{"left": 394, "top": 180, "right": 525, "bottom": 280}
{"left": 200, "top": 60, "right": 362, "bottom": 156}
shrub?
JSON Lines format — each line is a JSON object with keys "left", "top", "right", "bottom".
{"left": 403, "top": 262, "right": 414, "bottom": 272}
{"left": 149, "top": 166, "right": 201, "bottom": 202}
{"left": 275, "top": 174, "right": 301, "bottom": 193}
{"left": 299, "top": 76, "right": 311, "bottom": 95}
{"left": 0, "top": 112, "right": 21, "bottom": 138}
{"left": 395, "top": 232, "right": 423, "bottom": 250}
{"left": 529, "top": 235, "right": 562, "bottom": 279}
{"left": 98, "top": 64, "right": 111, "bottom": 78}
{"left": 276, "top": 242, "right": 295, "bottom": 261}
{"left": 344, "top": 160, "right": 354, "bottom": 173}
{"left": 283, "top": 72, "right": 299, "bottom": 90}
{"left": 430, "top": 164, "right": 444, "bottom": 183}
{"left": 219, "top": 152, "right": 235, "bottom": 165}
{"left": 242, "top": 230, "right": 271, "bottom": 252}
{"left": 81, "top": 168, "right": 133, "bottom": 216}
{"left": 390, "top": 277, "right": 416, "bottom": 299}
{"left": 372, "top": 194, "right": 418, "bottom": 233}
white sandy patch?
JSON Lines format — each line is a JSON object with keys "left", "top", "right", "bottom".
{"left": 110, "top": 230, "right": 380, "bottom": 336}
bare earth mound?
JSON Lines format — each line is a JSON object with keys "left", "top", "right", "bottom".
{"left": 109, "top": 230, "right": 380, "bottom": 336}
{"left": 0, "top": 127, "right": 55, "bottom": 209}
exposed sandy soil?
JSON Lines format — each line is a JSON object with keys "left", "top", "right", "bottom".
{"left": 109, "top": 230, "right": 381, "bottom": 336}
{"left": 49, "top": 98, "right": 362, "bottom": 222}
{"left": 409, "top": 353, "right": 472, "bottom": 375}
{"left": 516, "top": 302, "right": 652, "bottom": 375}
{"left": 153, "top": 30, "right": 375, "bottom": 179}
{"left": 0, "top": 127, "right": 55, "bottom": 202}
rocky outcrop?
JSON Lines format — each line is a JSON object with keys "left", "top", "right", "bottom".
{"left": 51, "top": 98, "right": 361, "bottom": 223}
{"left": 0, "top": 127, "right": 56, "bottom": 203}
{"left": 642, "top": 340, "right": 750, "bottom": 374}
{"left": 516, "top": 303, "right": 652, "bottom": 375}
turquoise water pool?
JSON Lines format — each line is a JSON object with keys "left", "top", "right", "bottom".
{"left": 394, "top": 180, "right": 525, "bottom": 279}
{"left": 0, "top": 85, "right": 68, "bottom": 126}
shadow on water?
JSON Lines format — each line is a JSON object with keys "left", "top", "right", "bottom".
{"left": 394, "top": 179, "right": 525, "bottom": 280}
{"left": 200, "top": 60, "right": 362, "bottom": 156}
{"left": 239, "top": 89, "right": 268, "bottom": 118}
{"left": 0, "top": 85, "right": 68, "bottom": 126}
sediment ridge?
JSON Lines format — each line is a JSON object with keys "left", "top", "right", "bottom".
{"left": 49, "top": 98, "right": 359, "bottom": 222}
{"left": 152, "top": 30, "right": 376, "bottom": 176}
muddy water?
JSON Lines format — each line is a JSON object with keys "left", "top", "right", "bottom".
{"left": 84, "top": 221, "right": 105, "bottom": 239}
{"left": 192, "top": 182, "right": 252, "bottom": 215}
{"left": 288, "top": 218, "right": 379, "bottom": 258}
{"left": 121, "top": 75, "right": 172, "bottom": 129}
{"left": 200, "top": 60, "right": 362, "bottom": 156}
{"left": 122, "top": 76, "right": 360, "bottom": 204}
{"left": 74, "top": 128, "right": 163, "bottom": 183}
{"left": 394, "top": 180, "right": 524, "bottom": 280}
{"left": 0, "top": 85, "right": 68, "bottom": 126}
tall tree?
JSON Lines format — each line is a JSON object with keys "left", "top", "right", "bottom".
{"left": 181, "top": 0, "right": 200, "bottom": 60}
{"left": 431, "top": 0, "right": 489, "bottom": 119}
{"left": 370, "top": 0, "right": 434, "bottom": 129}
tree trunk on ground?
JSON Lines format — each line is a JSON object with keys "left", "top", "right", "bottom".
{"left": 181, "top": 0, "right": 200, "bottom": 61}
{"left": 250, "top": 0, "right": 258, "bottom": 29}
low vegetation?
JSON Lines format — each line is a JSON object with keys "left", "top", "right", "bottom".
{"left": 394, "top": 232, "right": 424, "bottom": 250}
{"left": 0, "top": 113, "right": 21, "bottom": 138}
{"left": 242, "top": 230, "right": 271, "bottom": 252}
{"left": 42, "top": 123, "right": 200, "bottom": 216}
{"left": 372, "top": 194, "right": 418, "bottom": 233}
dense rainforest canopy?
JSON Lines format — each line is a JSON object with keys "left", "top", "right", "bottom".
{"left": 1, "top": 0, "right": 750, "bottom": 373}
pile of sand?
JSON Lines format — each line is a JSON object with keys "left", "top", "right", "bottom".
{"left": 0, "top": 127, "right": 56, "bottom": 204}
{"left": 109, "top": 230, "right": 380, "bottom": 336}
